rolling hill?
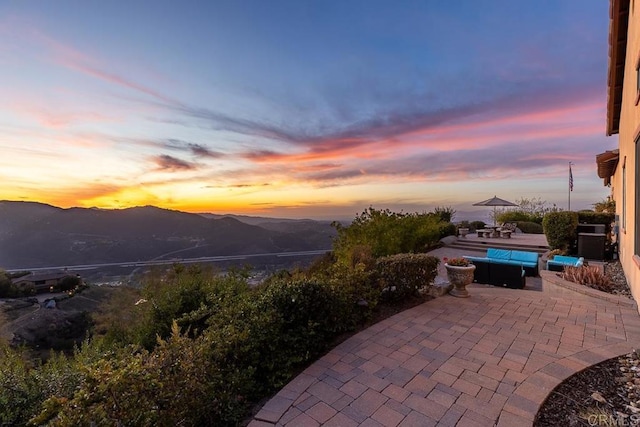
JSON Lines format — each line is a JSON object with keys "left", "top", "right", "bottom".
{"left": 0, "top": 201, "right": 336, "bottom": 269}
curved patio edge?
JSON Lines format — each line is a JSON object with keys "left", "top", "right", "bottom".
{"left": 498, "top": 342, "right": 638, "bottom": 425}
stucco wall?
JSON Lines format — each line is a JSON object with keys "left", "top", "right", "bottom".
{"left": 613, "top": 1, "right": 640, "bottom": 308}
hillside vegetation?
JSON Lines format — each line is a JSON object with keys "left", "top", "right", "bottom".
{"left": 0, "top": 207, "right": 455, "bottom": 426}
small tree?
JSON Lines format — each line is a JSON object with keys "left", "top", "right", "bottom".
{"left": 496, "top": 197, "right": 559, "bottom": 225}
{"left": 432, "top": 206, "right": 456, "bottom": 223}
{"left": 593, "top": 198, "right": 615, "bottom": 213}
{"left": 0, "top": 269, "right": 17, "bottom": 298}
{"left": 58, "top": 275, "right": 81, "bottom": 291}
{"left": 542, "top": 211, "right": 579, "bottom": 251}
{"left": 331, "top": 207, "right": 446, "bottom": 265}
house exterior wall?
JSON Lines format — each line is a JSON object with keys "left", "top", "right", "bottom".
{"left": 12, "top": 279, "right": 32, "bottom": 288}
{"left": 612, "top": 1, "right": 640, "bottom": 305}
{"left": 12, "top": 276, "right": 68, "bottom": 292}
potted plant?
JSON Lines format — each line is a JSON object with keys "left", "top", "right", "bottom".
{"left": 443, "top": 257, "right": 476, "bottom": 298}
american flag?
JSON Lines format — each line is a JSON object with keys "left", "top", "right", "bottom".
{"left": 569, "top": 164, "right": 573, "bottom": 192}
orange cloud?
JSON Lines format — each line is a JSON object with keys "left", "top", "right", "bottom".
{"left": 243, "top": 101, "right": 603, "bottom": 170}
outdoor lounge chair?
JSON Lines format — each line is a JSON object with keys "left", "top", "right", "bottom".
{"left": 546, "top": 256, "right": 584, "bottom": 271}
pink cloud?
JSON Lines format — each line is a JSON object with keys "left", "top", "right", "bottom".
{"left": 234, "top": 90, "right": 608, "bottom": 190}
{"left": 17, "top": 26, "right": 174, "bottom": 104}
{"left": 65, "top": 61, "right": 174, "bottom": 103}
{"left": 9, "top": 102, "right": 115, "bottom": 129}
{"left": 244, "top": 103, "right": 602, "bottom": 167}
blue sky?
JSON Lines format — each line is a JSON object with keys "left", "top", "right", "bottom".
{"left": 0, "top": 1, "right": 615, "bottom": 220}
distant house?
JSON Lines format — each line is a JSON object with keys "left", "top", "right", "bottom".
{"left": 11, "top": 270, "right": 80, "bottom": 293}
{"left": 603, "top": 0, "right": 639, "bottom": 308}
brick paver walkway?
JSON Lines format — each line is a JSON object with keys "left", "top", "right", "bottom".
{"left": 250, "top": 245, "right": 640, "bottom": 426}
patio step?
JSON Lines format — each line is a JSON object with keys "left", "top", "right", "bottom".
{"left": 446, "top": 237, "right": 549, "bottom": 254}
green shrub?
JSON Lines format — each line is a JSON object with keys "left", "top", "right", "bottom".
{"left": 258, "top": 279, "right": 346, "bottom": 355}
{"left": 0, "top": 269, "right": 19, "bottom": 298}
{"left": 346, "top": 244, "right": 376, "bottom": 269}
{"left": 57, "top": 275, "right": 81, "bottom": 292}
{"left": 432, "top": 206, "right": 456, "bottom": 222}
{"left": 0, "top": 344, "right": 41, "bottom": 426}
{"left": 303, "top": 254, "right": 382, "bottom": 325}
{"left": 305, "top": 251, "right": 336, "bottom": 276}
{"left": 34, "top": 324, "right": 245, "bottom": 427}
{"left": 0, "top": 342, "right": 93, "bottom": 426}
{"left": 376, "top": 253, "right": 439, "bottom": 301}
{"left": 332, "top": 208, "right": 446, "bottom": 264}
{"left": 91, "top": 266, "right": 370, "bottom": 424}
{"left": 497, "top": 211, "right": 543, "bottom": 225}
{"left": 438, "top": 222, "right": 457, "bottom": 239}
{"left": 228, "top": 274, "right": 370, "bottom": 398}
{"left": 593, "top": 198, "right": 615, "bottom": 213}
{"left": 92, "top": 286, "right": 144, "bottom": 345}
{"left": 495, "top": 197, "right": 557, "bottom": 225}
{"left": 324, "top": 263, "right": 381, "bottom": 323}
{"left": 516, "top": 221, "right": 543, "bottom": 234}
{"left": 35, "top": 307, "right": 271, "bottom": 426}
{"left": 543, "top": 211, "right": 579, "bottom": 250}
{"left": 133, "top": 265, "right": 251, "bottom": 349}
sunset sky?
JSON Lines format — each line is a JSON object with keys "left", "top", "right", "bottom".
{"left": 0, "top": 1, "right": 615, "bottom": 220}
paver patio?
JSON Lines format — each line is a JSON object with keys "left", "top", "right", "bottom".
{"left": 250, "top": 241, "right": 640, "bottom": 427}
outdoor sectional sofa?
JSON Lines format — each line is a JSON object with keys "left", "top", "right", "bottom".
{"left": 467, "top": 260, "right": 526, "bottom": 289}
{"left": 463, "top": 248, "right": 540, "bottom": 289}
{"left": 546, "top": 255, "right": 584, "bottom": 271}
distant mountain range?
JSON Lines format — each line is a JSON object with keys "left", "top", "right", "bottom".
{"left": 0, "top": 201, "right": 337, "bottom": 269}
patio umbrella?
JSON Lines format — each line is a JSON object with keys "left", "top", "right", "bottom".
{"left": 473, "top": 195, "right": 519, "bottom": 225}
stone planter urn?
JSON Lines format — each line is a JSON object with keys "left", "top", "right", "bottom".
{"left": 445, "top": 264, "right": 476, "bottom": 298}
{"left": 458, "top": 227, "right": 470, "bottom": 238}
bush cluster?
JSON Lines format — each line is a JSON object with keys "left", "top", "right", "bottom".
{"left": 377, "top": 254, "right": 439, "bottom": 301}
{"left": 497, "top": 211, "right": 543, "bottom": 225}
{"left": 0, "top": 270, "right": 19, "bottom": 298}
{"left": 438, "top": 222, "right": 457, "bottom": 239}
{"left": 331, "top": 207, "right": 455, "bottom": 265}
{"left": 495, "top": 197, "right": 559, "bottom": 226}
{"left": 0, "top": 270, "right": 29, "bottom": 298}
{"left": 577, "top": 212, "right": 615, "bottom": 232}
{"left": 542, "top": 211, "right": 579, "bottom": 250}
{"left": 515, "top": 221, "right": 544, "bottom": 234}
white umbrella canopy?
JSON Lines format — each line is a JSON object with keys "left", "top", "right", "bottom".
{"left": 472, "top": 196, "right": 519, "bottom": 225}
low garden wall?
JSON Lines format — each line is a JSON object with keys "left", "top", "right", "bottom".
{"left": 540, "top": 269, "right": 635, "bottom": 308}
